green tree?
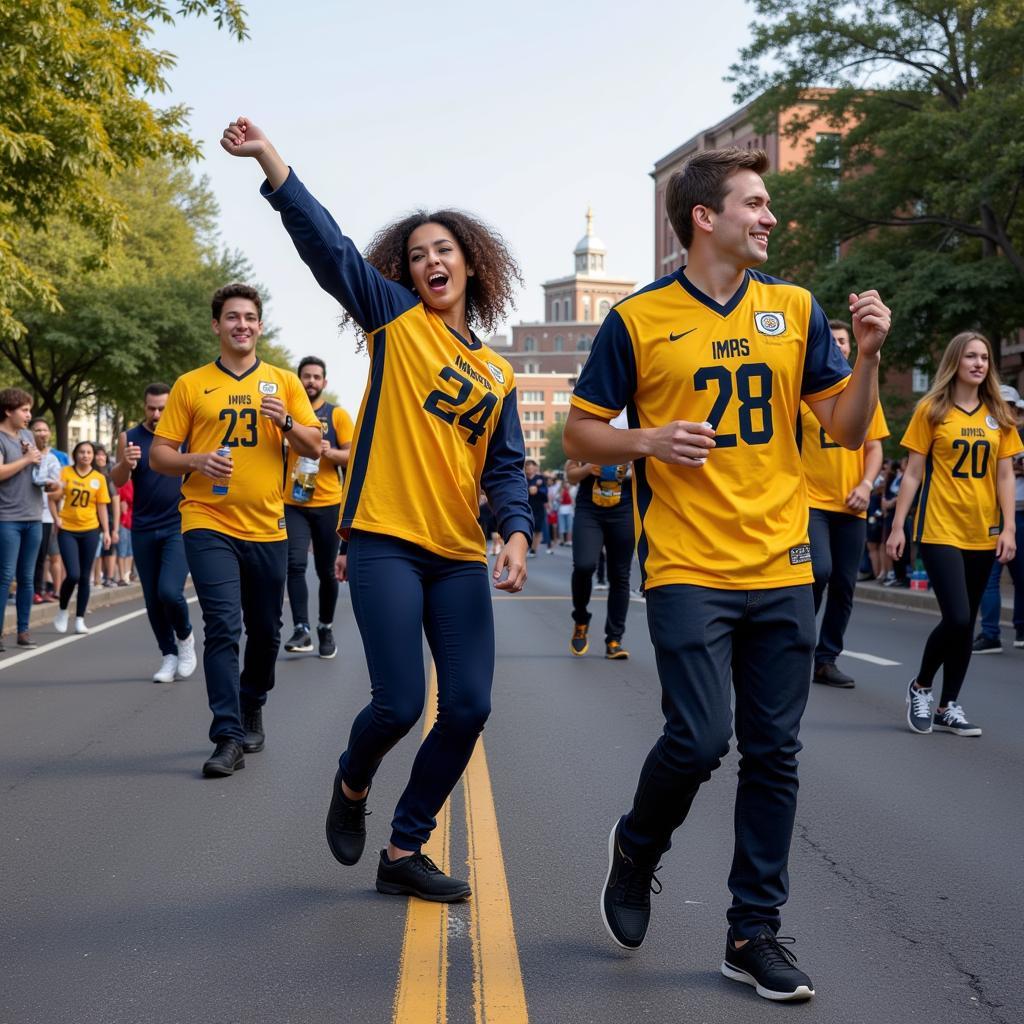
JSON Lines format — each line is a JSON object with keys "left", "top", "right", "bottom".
{"left": 0, "top": 0, "right": 248, "bottom": 341}
{"left": 730, "top": 0, "right": 1024, "bottom": 367}
{"left": 541, "top": 419, "right": 567, "bottom": 471}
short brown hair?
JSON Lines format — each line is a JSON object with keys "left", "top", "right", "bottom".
{"left": 0, "top": 387, "right": 32, "bottom": 420}
{"left": 211, "top": 283, "right": 262, "bottom": 321}
{"left": 666, "top": 147, "right": 770, "bottom": 250}
{"left": 828, "top": 319, "right": 852, "bottom": 338}
{"left": 144, "top": 382, "right": 170, "bottom": 398}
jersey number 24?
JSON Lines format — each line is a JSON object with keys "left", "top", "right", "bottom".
{"left": 423, "top": 367, "right": 498, "bottom": 446}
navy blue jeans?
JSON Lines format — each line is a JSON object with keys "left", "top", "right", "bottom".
{"left": 183, "top": 530, "right": 286, "bottom": 744}
{"left": 808, "top": 508, "right": 866, "bottom": 665}
{"left": 979, "top": 509, "right": 1024, "bottom": 638}
{"left": 285, "top": 503, "right": 341, "bottom": 628}
{"left": 619, "top": 583, "right": 815, "bottom": 939}
{"left": 133, "top": 524, "right": 192, "bottom": 657}
{"left": 0, "top": 520, "right": 42, "bottom": 633}
{"left": 571, "top": 499, "right": 634, "bottom": 642}
{"left": 340, "top": 530, "right": 493, "bottom": 851}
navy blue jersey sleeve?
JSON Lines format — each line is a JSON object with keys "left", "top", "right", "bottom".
{"left": 261, "top": 170, "right": 418, "bottom": 334}
{"left": 802, "top": 297, "right": 851, "bottom": 397}
{"left": 572, "top": 309, "right": 637, "bottom": 415}
{"left": 481, "top": 390, "right": 533, "bottom": 543}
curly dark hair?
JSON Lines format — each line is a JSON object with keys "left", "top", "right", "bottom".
{"left": 342, "top": 210, "right": 523, "bottom": 350}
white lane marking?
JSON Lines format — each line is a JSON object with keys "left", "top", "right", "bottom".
{"left": 0, "top": 597, "right": 199, "bottom": 672}
{"left": 841, "top": 649, "right": 901, "bottom": 667}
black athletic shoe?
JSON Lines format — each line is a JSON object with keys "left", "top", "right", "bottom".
{"left": 605, "top": 640, "right": 629, "bottom": 660}
{"left": 600, "top": 820, "right": 662, "bottom": 950}
{"left": 906, "top": 679, "right": 934, "bottom": 734}
{"left": 241, "top": 706, "right": 265, "bottom": 753}
{"left": 721, "top": 928, "right": 815, "bottom": 1001}
{"left": 933, "top": 701, "right": 982, "bottom": 737}
{"left": 284, "top": 625, "right": 313, "bottom": 653}
{"left": 317, "top": 625, "right": 337, "bottom": 659}
{"left": 202, "top": 739, "right": 245, "bottom": 777}
{"left": 325, "top": 771, "right": 370, "bottom": 866}
{"left": 813, "top": 662, "right": 855, "bottom": 688}
{"left": 376, "top": 849, "right": 471, "bottom": 902}
{"left": 571, "top": 623, "right": 589, "bottom": 656}
{"left": 1015, "top": 626, "right": 1024, "bottom": 649}
{"left": 972, "top": 634, "right": 1002, "bottom": 655}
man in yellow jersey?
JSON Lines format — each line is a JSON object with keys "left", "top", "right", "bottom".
{"left": 564, "top": 147, "right": 890, "bottom": 1002}
{"left": 150, "top": 284, "right": 321, "bottom": 777}
{"left": 800, "top": 319, "right": 888, "bottom": 688}
{"left": 282, "top": 355, "right": 354, "bottom": 659}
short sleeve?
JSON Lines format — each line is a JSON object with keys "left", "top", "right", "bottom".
{"left": 802, "top": 298, "right": 851, "bottom": 400}
{"left": 95, "top": 476, "right": 111, "bottom": 505}
{"left": 1000, "top": 424, "right": 1024, "bottom": 459}
{"left": 867, "top": 402, "right": 890, "bottom": 442}
{"left": 900, "top": 401, "right": 934, "bottom": 455}
{"left": 334, "top": 407, "right": 355, "bottom": 445}
{"left": 155, "top": 378, "right": 193, "bottom": 445}
{"left": 571, "top": 309, "right": 637, "bottom": 418}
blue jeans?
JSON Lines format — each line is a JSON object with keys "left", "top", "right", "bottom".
{"left": 0, "top": 520, "right": 42, "bottom": 634}
{"left": 979, "top": 509, "right": 1024, "bottom": 637}
{"left": 133, "top": 524, "right": 192, "bottom": 657}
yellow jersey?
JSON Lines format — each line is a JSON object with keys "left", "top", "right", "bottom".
{"left": 155, "top": 358, "right": 319, "bottom": 542}
{"left": 902, "top": 399, "right": 1023, "bottom": 549}
{"left": 59, "top": 467, "right": 110, "bottom": 532}
{"left": 284, "top": 401, "right": 355, "bottom": 508}
{"left": 799, "top": 400, "right": 889, "bottom": 517}
{"left": 263, "top": 171, "right": 533, "bottom": 563}
{"left": 572, "top": 268, "right": 851, "bottom": 590}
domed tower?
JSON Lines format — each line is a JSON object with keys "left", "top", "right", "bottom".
{"left": 574, "top": 207, "right": 606, "bottom": 276}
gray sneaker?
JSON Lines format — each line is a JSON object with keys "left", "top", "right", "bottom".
{"left": 906, "top": 680, "right": 934, "bottom": 734}
{"left": 933, "top": 702, "right": 982, "bottom": 737}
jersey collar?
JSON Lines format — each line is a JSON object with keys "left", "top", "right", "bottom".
{"left": 445, "top": 324, "right": 482, "bottom": 352}
{"left": 215, "top": 356, "right": 262, "bottom": 381}
{"left": 953, "top": 402, "right": 983, "bottom": 416}
{"left": 676, "top": 267, "right": 750, "bottom": 318}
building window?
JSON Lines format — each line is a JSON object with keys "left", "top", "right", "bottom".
{"left": 524, "top": 336, "right": 535, "bottom": 352}
{"left": 598, "top": 300, "right": 610, "bottom": 320}
{"left": 583, "top": 296, "right": 591, "bottom": 321}
{"left": 576, "top": 336, "right": 591, "bottom": 352}
{"left": 552, "top": 391, "right": 571, "bottom": 404}
{"left": 522, "top": 391, "right": 544, "bottom": 403}
{"left": 912, "top": 365, "right": 931, "bottom": 393}
{"left": 554, "top": 335, "right": 564, "bottom": 352}
{"left": 564, "top": 299, "right": 571, "bottom": 321}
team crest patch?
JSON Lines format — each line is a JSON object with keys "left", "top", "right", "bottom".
{"left": 754, "top": 312, "right": 787, "bottom": 337}
{"left": 89, "top": 478, "right": 101, "bottom": 489}
{"left": 258, "top": 381, "right": 279, "bottom": 395}
{"left": 486, "top": 362, "right": 505, "bottom": 385}
{"left": 985, "top": 415, "right": 998, "bottom": 430}
{"left": 789, "top": 544, "right": 812, "bottom": 565}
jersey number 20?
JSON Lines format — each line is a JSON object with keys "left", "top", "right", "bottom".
{"left": 423, "top": 367, "right": 498, "bottom": 446}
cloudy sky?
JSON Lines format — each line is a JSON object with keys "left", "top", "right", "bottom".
{"left": 153, "top": 0, "right": 755, "bottom": 412}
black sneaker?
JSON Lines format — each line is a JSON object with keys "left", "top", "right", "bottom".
{"left": 605, "top": 640, "right": 629, "bottom": 660}
{"left": 571, "top": 623, "right": 589, "bottom": 656}
{"left": 972, "top": 634, "right": 1002, "bottom": 655}
{"left": 1015, "top": 627, "right": 1024, "bottom": 649}
{"left": 317, "top": 625, "right": 337, "bottom": 659}
{"left": 241, "top": 706, "right": 265, "bottom": 753}
{"left": 600, "top": 820, "right": 662, "bottom": 950}
{"left": 721, "top": 928, "right": 815, "bottom": 1002}
{"left": 325, "top": 771, "right": 370, "bottom": 866}
{"left": 813, "top": 662, "right": 855, "bottom": 688}
{"left": 933, "top": 702, "right": 982, "bottom": 737}
{"left": 202, "top": 739, "right": 245, "bottom": 777}
{"left": 906, "top": 679, "right": 934, "bottom": 734}
{"left": 284, "top": 625, "right": 313, "bottom": 653}
{"left": 376, "top": 850, "right": 471, "bottom": 902}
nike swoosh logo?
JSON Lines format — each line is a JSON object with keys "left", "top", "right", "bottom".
{"left": 668, "top": 328, "right": 697, "bottom": 342}
{"left": 204, "top": 387, "right": 219, "bottom": 394}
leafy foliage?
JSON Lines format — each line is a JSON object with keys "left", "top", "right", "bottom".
{"left": 542, "top": 419, "right": 567, "bottom": 471}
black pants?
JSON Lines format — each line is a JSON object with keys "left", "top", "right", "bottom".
{"left": 571, "top": 500, "right": 634, "bottom": 642}
{"left": 917, "top": 543, "right": 994, "bottom": 706}
{"left": 133, "top": 524, "right": 192, "bottom": 657}
{"left": 33, "top": 522, "right": 52, "bottom": 595}
{"left": 618, "top": 583, "right": 815, "bottom": 939}
{"left": 183, "top": 530, "right": 286, "bottom": 744}
{"left": 285, "top": 503, "right": 341, "bottom": 627}
{"left": 58, "top": 528, "right": 99, "bottom": 617}
{"left": 808, "top": 508, "right": 866, "bottom": 665}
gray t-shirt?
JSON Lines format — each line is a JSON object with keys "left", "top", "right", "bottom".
{"left": 0, "top": 429, "right": 43, "bottom": 522}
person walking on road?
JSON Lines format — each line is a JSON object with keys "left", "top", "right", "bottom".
{"left": 282, "top": 355, "right": 354, "bottom": 660}
{"left": 54, "top": 442, "right": 111, "bottom": 635}
{"left": 29, "top": 417, "right": 64, "bottom": 606}
{"left": 799, "top": 319, "right": 888, "bottom": 688}
{"left": 111, "top": 383, "right": 197, "bottom": 685}
{"left": 564, "top": 146, "right": 890, "bottom": 1002}
{"left": 565, "top": 458, "right": 634, "bottom": 659}
{"left": 222, "top": 116, "right": 532, "bottom": 903}
{"left": 888, "top": 332, "right": 1021, "bottom": 737}
{"left": 150, "top": 284, "right": 322, "bottom": 777}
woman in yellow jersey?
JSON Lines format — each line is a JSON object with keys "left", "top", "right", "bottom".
{"left": 889, "top": 332, "right": 1022, "bottom": 736}
{"left": 222, "top": 117, "right": 533, "bottom": 903}
{"left": 54, "top": 442, "right": 111, "bottom": 635}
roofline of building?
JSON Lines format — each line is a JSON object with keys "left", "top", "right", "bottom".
{"left": 541, "top": 274, "right": 637, "bottom": 288}
{"left": 513, "top": 320, "right": 609, "bottom": 329}
{"left": 650, "top": 95, "right": 763, "bottom": 179}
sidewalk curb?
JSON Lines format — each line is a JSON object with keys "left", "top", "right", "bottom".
{"left": 853, "top": 581, "right": 1015, "bottom": 625}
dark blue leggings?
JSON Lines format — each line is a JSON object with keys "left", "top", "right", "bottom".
{"left": 58, "top": 528, "right": 100, "bottom": 617}
{"left": 340, "top": 530, "right": 494, "bottom": 851}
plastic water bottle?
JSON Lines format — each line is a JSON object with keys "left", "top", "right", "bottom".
{"left": 291, "top": 456, "right": 320, "bottom": 503}
{"left": 211, "top": 446, "right": 231, "bottom": 495}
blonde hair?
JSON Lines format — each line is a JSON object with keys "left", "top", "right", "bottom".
{"left": 919, "top": 331, "right": 1015, "bottom": 429}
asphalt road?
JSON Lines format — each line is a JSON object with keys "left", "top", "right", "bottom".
{"left": 2, "top": 547, "right": 1021, "bottom": 1024}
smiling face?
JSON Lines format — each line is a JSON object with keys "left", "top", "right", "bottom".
{"left": 957, "top": 337, "right": 990, "bottom": 390}
{"left": 696, "top": 169, "right": 777, "bottom": 269}
{"left": 212, "top": 297, "right": 263, "bottom": 360}
{"left": 407, "top": 222, "right": 472, "bottom": 315}
{"left": 74, "top": 443, "right": 94, "bottom": 470}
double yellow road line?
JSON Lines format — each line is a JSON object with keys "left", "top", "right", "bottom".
{"left": 393, "top": 667, "right": 529, "bottom": 1024}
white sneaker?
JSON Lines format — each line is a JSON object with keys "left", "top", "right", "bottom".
{"left": 176, "top": 632, "right": 197, "bottom": 678}
{"left": 53, "top": 608, "right": 69, "bottom": 633}
{"left": 152, "top": 653, "right": 178, "bottom": 683}
{"left": 74, "top": 617, "right": 89, "bottom": 635}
